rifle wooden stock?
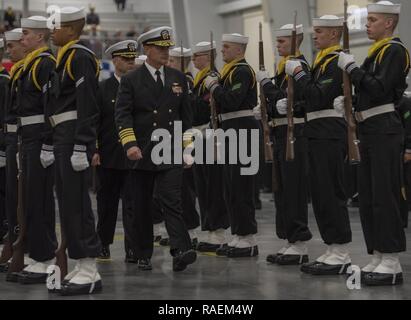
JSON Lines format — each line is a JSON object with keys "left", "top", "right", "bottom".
{"left": 343, "top": 0, "right": 361, "bottom": 164}
{"left": 55, "top": 226, "right": 68, "bottom": 279}
{"left": 286, "top": 12, "right": 297, "bottom": 162}
{"left": 8, "top": 138, "right": 25, "bottom": 274}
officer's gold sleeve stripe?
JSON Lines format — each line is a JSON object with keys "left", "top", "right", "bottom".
{"left": 119, "top": 129, "right": 135, "bottom": 139}
{"left": 121, "top": 135, "right": 137, "bottom": 146}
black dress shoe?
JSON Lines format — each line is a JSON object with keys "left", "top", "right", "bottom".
{"left": 173, "top": 250, "right": 197, "bottom": 272}
{"left": 18, "top": 272, "right": 48, "bottom": 284}
{"left": 276, "top": 254, "right": 309, "bottom": 265}
{"left": 137, "top": 259, "right": 152, "bottom": 271}
{"left": 125, "top": 249, "right": 138, "bottom": 264}
{"left": 6, "top": 271, "right": 22, "bottom": 282}
{"left": 197, "top": 242, "right": 227, "bottom": 253}
{"left": 266, "top": 253, "right": 283, "bottom": 264}
{"left": 60, "top": 280, "right": 103, "bottom": 296}
{"left": 159, "top": 238, "right": 170, "bottom": 246}
{"left": 227, "top": 246, "right": 259, "bottom": 258}
{"left": 0, "top": 262, "right": 9, "bottom": 273}
{"left": 301, "top": 261, "right": 351, "bottom": 275}
{"left": 255, "top": 200, "right": 262, "bottom": 210}
{"left": 97, "top": 246, "right": 111, "bottom": 261}
{"left": 362, "top": 272, "right": 403, "bottom": 286}
{"left": 216, "top": 245, "right": 235, "bottom": 256}
{"left": 153, "top": 235, "right": 162, "bottom": 243}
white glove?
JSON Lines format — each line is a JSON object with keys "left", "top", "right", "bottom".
{"left": 40, "top": 145, "right": 55, "bottom": 168}
{"left": 338, "top": 52, "right": 357, "bottom": 73}
{"left": 256, "top": 70, "right": 270, "bottom": 84}
{"left": 333, "top": 96, "right": 345, "bottom": 116}
{"left": 276, "top": 98, "right": 288, "bottom": 115}
{"left": 253, "top": 105, "right": 262, "bottom": 120}
{"left": 204, "top": 75, "right": 219, "bottom": 91}
{"left": 70, "top": 151, "right": 89, "bottom": 172}
{"left": 285, "top": 60, "right": 302, "bottom": 76}
{"left": 0, "top": 152, "right": 5, "bottom": 168}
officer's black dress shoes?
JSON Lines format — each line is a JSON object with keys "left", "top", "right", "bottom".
{"left": 362, "top": 272, "right": 403, "bottom": 286}
{"left": 227, "top": 246, "right": 259, "bottom": 258}
{"left": 0, "top": 262, "right": 9, "bottom": 273}
{"left": 18, "top": 271, "right": 48, "bottom": 284}
{"left": 173, "top": 250, "right": 197, "bottom": 272}
{"left": 97, "top": 246, "right": 111, "bottom": 261}
{"left": 266, "top": 253, "right": 283, "bottom": 264}
{"left": 60, "top": 280, "right": 103, "bottom": 296}
{"left": 159, "top": 238, "right": 170, "bottom": 246}
{"left": 125, "top": 250, "right": 138, "bottom": 264}
{"left": 137, "top": 258, "right": 152, "bottom": 271}
{"left": 276, "top": 254, "right": 309, "bottom": 265}
{"left": 301, "top": 261, "right": 351, "bottom": 275}
{"left": 216, "top": 245, "right": 235, "bottom": 256}
{"left": 197, "top": 242, "right": 227, "bottom": 253}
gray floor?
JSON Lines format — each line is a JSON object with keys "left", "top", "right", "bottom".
{"left": 1, "top": 192, "right": 411, "bottom": 300}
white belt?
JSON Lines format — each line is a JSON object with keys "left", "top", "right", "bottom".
{"left": 273, "top": 117, "right": 305, "bottom": 127}
{"left": 18, "top": 114, "right": 45, "bottom": 127}
{"left": 355, "top": 103, "right": 395, "bottom": 122}
{"left": 306, "top": 109, "right": 344, "bottom": 122}
{"left": 5, "top": 124, "right": 17, "bottom": 133}
{"left": 49, "top": 111, "right": 78, "bottom": 128}
{"left": 219, "top": 110, "right": 254, "bottom": 122}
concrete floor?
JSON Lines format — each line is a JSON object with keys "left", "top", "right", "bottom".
{"left": 1, "top": 192, "right": 411, "bottom": 300}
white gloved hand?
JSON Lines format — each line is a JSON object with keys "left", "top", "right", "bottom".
{"left": 40, "top": 144, "right": 55, "bottom": 168}
{"left": 285, "top": 60, "right": 302, "bottom": 76}
{"left": 204, "top": 75, "right": 219, "bottom": 91}
{"left": 253, "top": 105, "right": 262, "bottom": 120}
{"left": 256, "top": 70, "right": 270, "bottom": 84}
{"left": 0, "top": 152, "right": 5, "bottom": 168}
{"left": 333, "top": 96, "right": 345, "bottom": 116}
{"left": 70, "top": 151, "right": 89, "bottom": 172}
{"left": 276, "top": 98, "right": 288, "bottom": 115}
{"left": 338, "top": 52, "right": 357, "bottom": 73}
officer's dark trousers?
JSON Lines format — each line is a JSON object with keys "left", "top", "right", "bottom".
{"left": 0, "top": 166, "right": 6, "bottom": 238}
{"left": 96, "top": 168, "right": 134, "bottom": 247}
{"left": 22, "top": 140, "right": 57, "bottom": 261}
{"left": 358, "top": 134, "right": 406, "bottom": 254}
{"left": 54, "top": 145, "right": 101, "bottom": 259}
{"left": 5, "top": 138, "right": 17, "bottom": 244}
{"left": 193, "top": 163, "right": 230, "bottom": 231}
{"left": 273, "top": 135, "right": 312, "bottom": 243}
{"left": 181, "top": 167, "right": 200, "bottom": 230}
{"left": 308, "top": 138, "right": 352, "bottom": 245}
{"left": 130, "top": 167, "right": 191, "bottom": 259}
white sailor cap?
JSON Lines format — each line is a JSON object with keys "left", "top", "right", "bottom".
{"left": 135, "top": 55, "right": 147, "bottom": 65}
{"left": 275, "top": 24, "right": 304, "bottom": 37}
{"left": 105, "top": 40, "right": 138, "bottom": 58}
{"left": 169, "top": 47, "right": 192, "bottom": 57}
{"left": 368, "top": 1, "right": 401, "bottom": 14}
{"left": 0, "top": 39, "right": 4, "bottom": 49}
{"left": 5, "top": 28, "right": 23, "bottom": 41}
{"left": 312, "top": 15, "right": 344, "bottom": 27}
{"left": 137, "top": 26, "right": 175, "bottom": 47}
{"left": 59, "top": 7, "right": 86, "bottom": 23}
{"left": 21, "top": 16, "right": 48, "bottom": 29}
{"left": 193, "top": 41, "right": 216, "bottom": 54}
{"left": 222, "top": 33, "right": 249, "bottom": 44}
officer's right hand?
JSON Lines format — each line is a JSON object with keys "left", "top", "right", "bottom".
{"left": 256, "top": 70, "right": 270, "bottom": 84}
{"left": 252, "top": 105, "right": 262, "bottom": 120}
{"left": 127, "top": 146, "right": 143, "bottom": 161}
{"left": 333, "top": 96, "right": 345, "bottom": 116}
{"left": 91, "top": 153, "right": 101, "bottom": 167}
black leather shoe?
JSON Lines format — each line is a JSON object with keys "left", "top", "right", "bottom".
{"left": 255, "top": 200, "right": 262, "bottom": 210}
{"left": 0, "top": 262, "right": 9, "bottom": 273}
{"left": 6, "top": 271, "right": 22, "bottom": 282}
{"left": 301, "top": 261, "right": 351, "bottom": 275}
{"left": 363, "top": 272, "right": 403, "bottom": 286}
{"left": 227, "top": 246, "right": 259, "bottom": 258}
{"left": 153, "top": 235, "right": 162, "bottom": 243}
{"left": 97, "top": 246, "right": 111, "bottom": 261}
{"left": 18, "top": 272, "right": 48, "bottom": 284}
{"left": 266, "top": 253, "right": 283, "bottom": 264}
{"left": 60, "top": 280, "right": 103, "bottom": 296}
{"left": 276, "top": 254, "right": 309, "bottom": 265}
{"left": 137, "top": 259, "right": 152, "bottom": 271}
{"left": 216, "top": 245, "right": 235, "bottom": 256}
{"left": 173, "top": 250, "right": 197, "bottom": 272}
{"left": 159, "top": 238, "right": 170, "bottom": 246}
{"left": 197, "top": 242, "right": 226, "bottom": 253}
{"left": 125, "top": 250, "right": 138, "bottom": 264}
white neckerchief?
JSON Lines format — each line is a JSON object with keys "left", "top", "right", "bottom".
{"left": 144, "top": 61, "right": 165, "bottom": 85}
{"left": 114, "top": 73, "right": 121, "bottom": 83}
